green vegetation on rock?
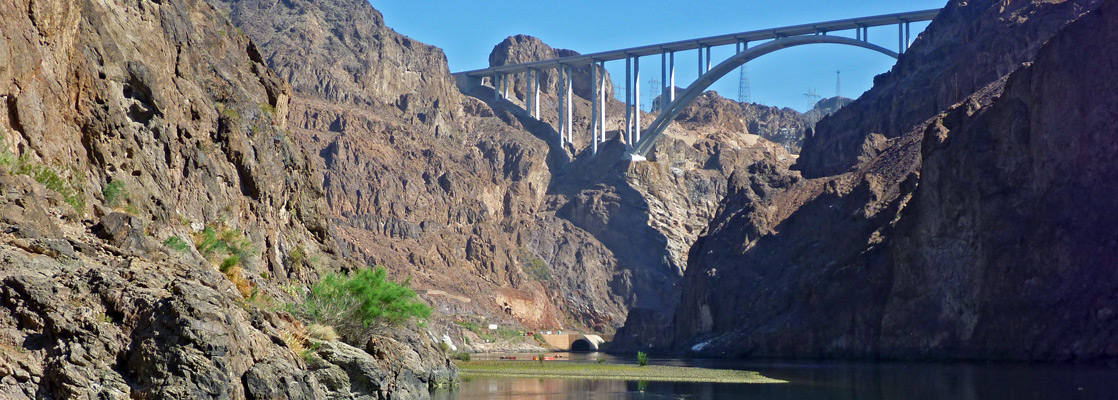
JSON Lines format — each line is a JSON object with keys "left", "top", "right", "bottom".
{"left": 288, "top": 267, "right": 430, "bottom": 337}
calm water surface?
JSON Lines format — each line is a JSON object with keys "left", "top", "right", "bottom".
{"left": 432, "top": 352, "right": 1118, "bottom": 399}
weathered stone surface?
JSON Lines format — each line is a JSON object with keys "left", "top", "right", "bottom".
{"left": 488, "top": 34, "right": 614, "bottom": 102}
{"left": 799, "top": 0, "right": 1103, "bottom": 177}
{"left": 666, "top": 0, "right": 1118, "bottom": 361}
{"left": 0, "top": 0, "right": 455, "bottom": 398}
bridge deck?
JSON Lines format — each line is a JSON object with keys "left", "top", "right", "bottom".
{"left": 455, "top": 9, "right": 939, "bottom": 77}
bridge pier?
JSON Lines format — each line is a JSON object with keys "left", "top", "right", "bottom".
{"left": 898, "top": 23, "right": 905, "bottom": 54}
{"left": 669, "top": 52, "right": 675, "bottom": 102}
{"left": 558, "top": 65, "right": 566, "bottom": 146}
{"left": 625, "top": 56, "right": 632, "bottom": 147}
{"left": 591, "top": 62, "right": 599, "bottom": 154}
{"left": 598, "top": 61, "right": 606, "bottom": 148}
{"left": 565, "top": 65, "right": 573, "bottom": 145}
{"left": 634, "top": 56, "right": 641, "bottom": 142}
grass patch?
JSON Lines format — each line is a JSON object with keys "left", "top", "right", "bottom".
{"left": 452, "top": 352, "right": 471, "bottom": 361}
{"left": 287, "top": 267, "right": 430, "bottom": 338}
{"left": 162, "top": 236, "right": 190, "bottom": 252}
{"left": 193, "top": 224, "right": 256, "bottom": 298}
{"left": 102, "top": 180, "right": 127, "bottom": 207}
{"left": 455, "top": 320, "right": 521, "bottom": 342}
{"left": 0, "top": 149, "right": 85, "bottom": 212}
{"left": 259, "top": 103, "right": 277, "bottom": 115}
{"left": 454, "top": 361, "right": 786, "bottom": 384}
{"left": 518, "top": 249, "right": 551, "bottom": 282}
{"left": 287, "top": 246, "right": 305, "bottom": 271}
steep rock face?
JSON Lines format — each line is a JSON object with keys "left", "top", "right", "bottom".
{"left": 209, "top": 0, "right": 623, "bottom": 332}
{"left": 799, "top": 0, "right": 1102, "bottom": 177}
{"left": 669, "top": 0, "right": 1118, "bottom": 361}
{"left": 675, "top": 92, "right": 810, "bottom": 153}
{"left": 880, "top": 3, "right": 1118, "bottom": 360}
{"left": 489, "top": 35, "right": 614, "bottom": 102}
{"left": 0, "top": 0, "right": 454, "bottom": 398}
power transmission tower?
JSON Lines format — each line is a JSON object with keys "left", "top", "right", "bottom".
{"left": 804, "top": 88, "right": 822, "bottom": 126}
{"left": 835, "top": 70, "right": 842, "bottom": 98}
{"left": 648, "top": 78, "right": 661, "bottom": 112}
{"left": 737, "top": 64, "right": 751, "bottom": 104}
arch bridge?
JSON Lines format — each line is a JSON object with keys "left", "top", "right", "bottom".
{"left": 452, "top": 9, "right": 938, "bottom": 158}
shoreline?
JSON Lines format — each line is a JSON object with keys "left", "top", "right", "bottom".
{"left": 454, "top": 361, "right": 787, "bottom": 384}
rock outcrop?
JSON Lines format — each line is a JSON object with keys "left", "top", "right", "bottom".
{"left": 0, "top": 0, "right": 454, "bottom": 398}
{"left": 666, "top": 0, "right": 1118, "bottom": 361}
{"left": 799, "top": 0, "right": 1103, "bottom": 177}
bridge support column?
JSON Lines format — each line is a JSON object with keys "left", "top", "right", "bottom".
{"left": 905, "top": 22, "right": 912, "bottom": 48}
{"left": 660, "top": 52, "right": 667, "bottom": 112}
{"left": 669, "top": 52, "right": 675, "bottom": 102}
{"left": 502, "top": 73, "right": 510, "bottom": 99}
{"left": 634, "top": 55, "right": 641, "bottom": 142}
{"left": 534, "top": 69, "right": 541, "bottom": 118}
{"left": 625, "top": 56, "right": 632, "bottom": 147}
{"left": 526, "top": 70, "right": 534, "bottom": 118}
{"left": 704, "top": 45, "right": 711, "bottom": 73}
{"left": 599, "top": 61, "right": 606, "bottom": 146}
{"left": 898, "top": 23, "right": 904, "bottom": 54}
{"left": 697, "top": 47, "right": 703, "bottom": 77}
{"left": 565, "top": 65, "right": 573, "bottom": 145}
{"left": 492, "top": 74, "right": 499, "bottom": 101}
{"left": 591, "top": 63, "right": 599, "bottom": 155}
{"left": 558, "top": 66, "right": 566, "bottom": 146}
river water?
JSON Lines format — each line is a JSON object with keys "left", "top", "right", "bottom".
{"left": 432, "top": 352, "right": 1118, "bottom": 399}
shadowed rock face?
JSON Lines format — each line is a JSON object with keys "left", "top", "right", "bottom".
{"left": 799, "top": 0, "right": 1103, "bottom": 178}
{"left": 668, "top": 0, "right": 1118, "bottom": 361}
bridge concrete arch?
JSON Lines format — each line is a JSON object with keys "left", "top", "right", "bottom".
{"left": 632, "top": 35, "right": 898, "bottom": 156}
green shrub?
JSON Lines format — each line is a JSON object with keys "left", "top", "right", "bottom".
{"left": 288, "top": 267, "right": 430, "bottom": 337}
{"left": 220, "top": 255, "right": 240, "bottom": 273}
{"left": 259, "top": 103, "right": 277, "bottom": 115}
{"left": 163, "top": 236, "right": 190, "bottom": 252}
{"left": 195, "top": 225, "right": 254, "bottom": 261}
{"left": 102, "top": 180, "right": 128, "bottom": 207}
{"left": 637, "top": 351, "right": 649, "bottom": 367}
{"left": 452, "top": 352, "right": 471, "bottom": 361}
{"left": 519, "top": 249, "right": 551, "bottom": 282}
{"left": 288, "top": 246, "right": 305, "bottom": 269}
{"left": 0, "top": 152, "right": 85, "bottom": 212}
{"left": 438, "top": 341, "right": 451, "bottom": 353}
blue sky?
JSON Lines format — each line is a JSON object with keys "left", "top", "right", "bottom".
{"left": 370, "top": 0, "right": 945, "bottom": 112}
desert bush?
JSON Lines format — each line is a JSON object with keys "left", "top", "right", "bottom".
{"left": 102, "top": 180, "right": 127, "bottom": 207}
{"left": 452, "top": 352, "right": 471, "bottom": 361}
{"left": 163, "top": 236, "right": 190, "bottom": 252}
{"left": 288, "top": 267, "right": 430, "bottom": 337}
{"left": 637, "top": 351, "right": 648, "bottom": 367}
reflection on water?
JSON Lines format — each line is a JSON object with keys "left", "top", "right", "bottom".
{"left": 435, "top": 355, "right": 1118, "bottom": 400}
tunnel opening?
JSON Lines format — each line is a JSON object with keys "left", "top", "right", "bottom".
{"left": 570, "top": 338, "right": 594, "bottom": 352}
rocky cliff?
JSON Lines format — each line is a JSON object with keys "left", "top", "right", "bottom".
{"left": 0, "top": 0, "right": 454, "bottom": 398}
{"left": 206, "top": 0, "right": 802, "bottom": 344}
{"left": 799, "top": 0, "right": 1102, "bottom": 177}
{"left": 667, "top": 0, "right": 1118, "bottom": 361}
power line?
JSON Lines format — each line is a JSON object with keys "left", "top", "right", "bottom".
{"left": 835, "top": 70, "right": 841, "bottom": 98}
{"left": 648, "top": 78, "right": 661, "bottom": 112}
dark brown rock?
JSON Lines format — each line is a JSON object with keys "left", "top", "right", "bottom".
{"left": 799, "top": 0, "right": 1103, "bottom": 177}
{"left": 665, "top": 0, "right": 1118, "bottom": 362}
